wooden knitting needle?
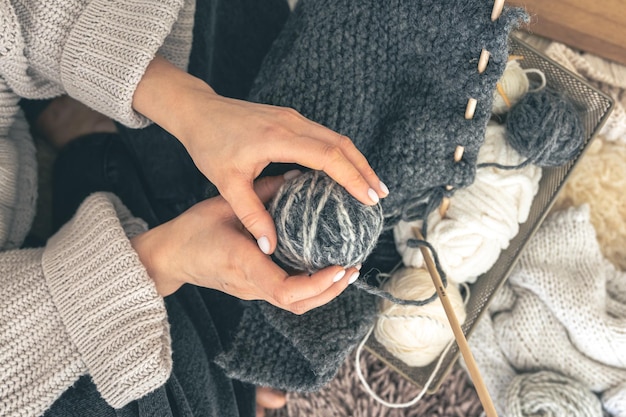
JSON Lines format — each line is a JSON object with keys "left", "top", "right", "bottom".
{"left": 491, "top": 0, "right": 505, "bottom": 21}
{"left": 478, "top": 49, "right": 491, "bottom": 73}
{"left": 413, "top": 228, "right": 499, "bottom": 417}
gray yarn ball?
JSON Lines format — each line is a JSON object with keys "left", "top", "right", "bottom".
{"left": 269, "top": 171, "right": 384, "bottom": 274}
{"left": 506, "top": 88, "right": 585, "bottom": 167}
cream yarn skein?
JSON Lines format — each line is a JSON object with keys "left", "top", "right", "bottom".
{"left": 492, "top": 59, "right": 546, "bottom": 115}
{"left": 374, "top": 267, "right": 466, "bottom": 367}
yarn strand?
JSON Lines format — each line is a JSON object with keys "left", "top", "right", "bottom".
{"left": 355, "top": 325, "right": 454, "bottom": 408}
{"left": 356, "top": 282, "right": 471, "bottom": 408}
{"left": 353, "top": 279, "right": 439, "bottom": 307}
{"left": 354, "top": 239, "right": 449, "bottom": 307}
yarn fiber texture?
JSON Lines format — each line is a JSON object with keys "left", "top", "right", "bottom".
{"left": 0, "top": 110, "right": 37, "bottom": 250}
{"left": 269, "top": 170, "right": 383, "bottom": 274}
{"left": 249, "top": 0, "right": 528, "bottom": 225}
{"left": 506, "top": 88, "right": 585, "bottom": 167}
{"left": 492, "top": 59, "right": 546, "bottom": 115}
{"left": 545, "top": 41, "right": 626, "bottom": 144}
{"left": 270, "top": 355, "right": 483, "bottom": 417}
{"left": 492, "top": 59, "right": 530, "bottom": 115}
{"left": 552, "top": 138, "right": 626, "bottom": 270}
{"left": 508, "top": 205, "right": 626, "bottom": 369}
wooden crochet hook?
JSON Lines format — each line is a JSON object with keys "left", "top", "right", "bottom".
{"left": 413, "top": 228, "right": 498, "bottom": 417}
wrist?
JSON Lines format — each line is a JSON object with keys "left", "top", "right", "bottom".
{"left": 130, "top": 227, "right": 182, "bottom": 297}
{"left": 132, "top": 55, "right": 216, "bottom": 148}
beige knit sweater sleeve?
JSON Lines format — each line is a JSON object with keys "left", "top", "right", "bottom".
{"left": 0, "top": 193, "right": 172, "bottom": 416}
{"left": 59, "top": 0, "right": 195, "bottom": 128}
{"left": 1, "top": 0, "right": 195, "bottom": 129}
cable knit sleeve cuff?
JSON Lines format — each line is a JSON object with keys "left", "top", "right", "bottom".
{"left": 42, "top": 193, "right": 172, "bottom": 409}
{"left": 59, "top": 0, "right": 189, "bottom": 128}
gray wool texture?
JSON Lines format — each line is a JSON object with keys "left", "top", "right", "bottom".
{"left": 215, "top": 285, "right": 377, "bottom": 392}
{"left": 269, "top": 170, "right": 384, "bottom": 274}
{"left": 216, "top": 0, "right": 526, "bottom": 392}
{"left": 506, "top": 88, "right": 585, "bottom": 167}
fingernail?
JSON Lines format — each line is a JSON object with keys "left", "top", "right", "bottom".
{"left": 379, "top": 181, "right": 389, "bottom": 196}
{"left": 283, "top": 170, "right": 302, "bottom": 181}
{"left": 348, "top": 272, "right": 360, "bottom": 284}
{"left": 333, "top": 269, "right": 347, "bottom": 282}
{"left": 356, "top": 264, "right": 362, "bottom": 270}
{"left": 367, "top": 188, "right": 379, "bottom": 204}
{"left": 257, "top": 236, "right": 271, "bottom": 255}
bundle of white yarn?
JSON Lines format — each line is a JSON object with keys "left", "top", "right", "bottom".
{"left": 394, "top": 122, "right": 542, "bottom": 283}
{"left": 374, "top": 267, "right": 466, "bottom": 367}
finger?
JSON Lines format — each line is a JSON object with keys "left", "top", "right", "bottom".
{"left": 242, "top": 241, "right": 350, "bottom": 312}
{"left": 332, "top": 134, "right": 389, "bottom": 197}
{"left": 221, "top": 178, "right": 278, "bottom": 255}
{"left": 252, "top": 173, "right": 293, "bottom": 204}
{"left": 290, "top": 119, "right": 388, "bottom": 198}
{"left": 272, "top": 266, "right": 358, "bottom": 314}
{"left": 256, "top": 387, "right": 287, "bottom": 409}
{"left": 269, "top": 135, "right": 382, "bottom": 206}
{"left": 284, "top": 267, "right": 359, "bottom": 315}
{"left": 255, "top": 405, "right": 264, "bottom": 417}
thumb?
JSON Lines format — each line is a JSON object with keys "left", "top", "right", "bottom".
{"left": 253, "top": 174, "right": 289, "bottom": 204}
{"left": 221, "top": 174, "right": 293, "bottom": 255}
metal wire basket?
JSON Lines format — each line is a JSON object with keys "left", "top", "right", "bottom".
{"left": 364, "top": 34, "right": 614, "bottom": 393}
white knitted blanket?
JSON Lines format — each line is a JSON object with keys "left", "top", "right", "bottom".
{"left": 545, "top": 43, "right": 626, "bottom": 144}
{"left": 468, "top": 205, "right": 626, "bottom": 417}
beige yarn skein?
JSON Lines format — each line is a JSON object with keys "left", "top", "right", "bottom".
{"left": 492, "top": 59, "right": 546, "bottom": 115}
{"left": 374, "top": 267, "right": 467, "bottom": 367}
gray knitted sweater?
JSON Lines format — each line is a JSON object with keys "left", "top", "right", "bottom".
{"left": 1, "top": 0, "right": 195, "bottom": 415}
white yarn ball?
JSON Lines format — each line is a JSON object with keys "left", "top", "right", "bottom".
{"left": 394, "top": 122, "right": 542, "bottom": 283}
{"left": 374, "top": 267, "right": 466, "bottom": 367}
{"left": 492, "top": 60, "right": 530, "bottom": 115}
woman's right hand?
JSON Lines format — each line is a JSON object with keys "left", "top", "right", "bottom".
{"left": 130, "top": 174, "right": 358, "bottom": 315}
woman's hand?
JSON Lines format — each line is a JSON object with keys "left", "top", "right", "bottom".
{"left": 130, "top": 175, "right": 358, "bottom": 314}
{"left": 132, "top": 56, "right": 388, "bottom": 255}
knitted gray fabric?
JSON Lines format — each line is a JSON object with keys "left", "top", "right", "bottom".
{"left": 217, "top": 0, "right": 526, "bottom": 392}
{"left": 215, "top": 286, "right": 376, "bottom": 392}
{"left": 249, "top": 0, "right": 527, "bottom": 225}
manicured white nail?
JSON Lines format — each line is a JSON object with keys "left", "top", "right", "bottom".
{"left": 333, "top": 269, "right": 347, "bottom": 282}
{"left": 367, "top": 188, "right": 379, "bottom": 204}
{"left": 379, "top": 181, "right": 389, "bottom": 196}
{"left": 257, "top": 236, "right": 271, "bottom": 255}
{"left": 356, "top": 264, "right": 362, "bottom": 270}
{"left": 283, "top": 170, "right": 302, "bottom": 181}
{"left": 348, "top": 272, "right": 360, "bottom": 284}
